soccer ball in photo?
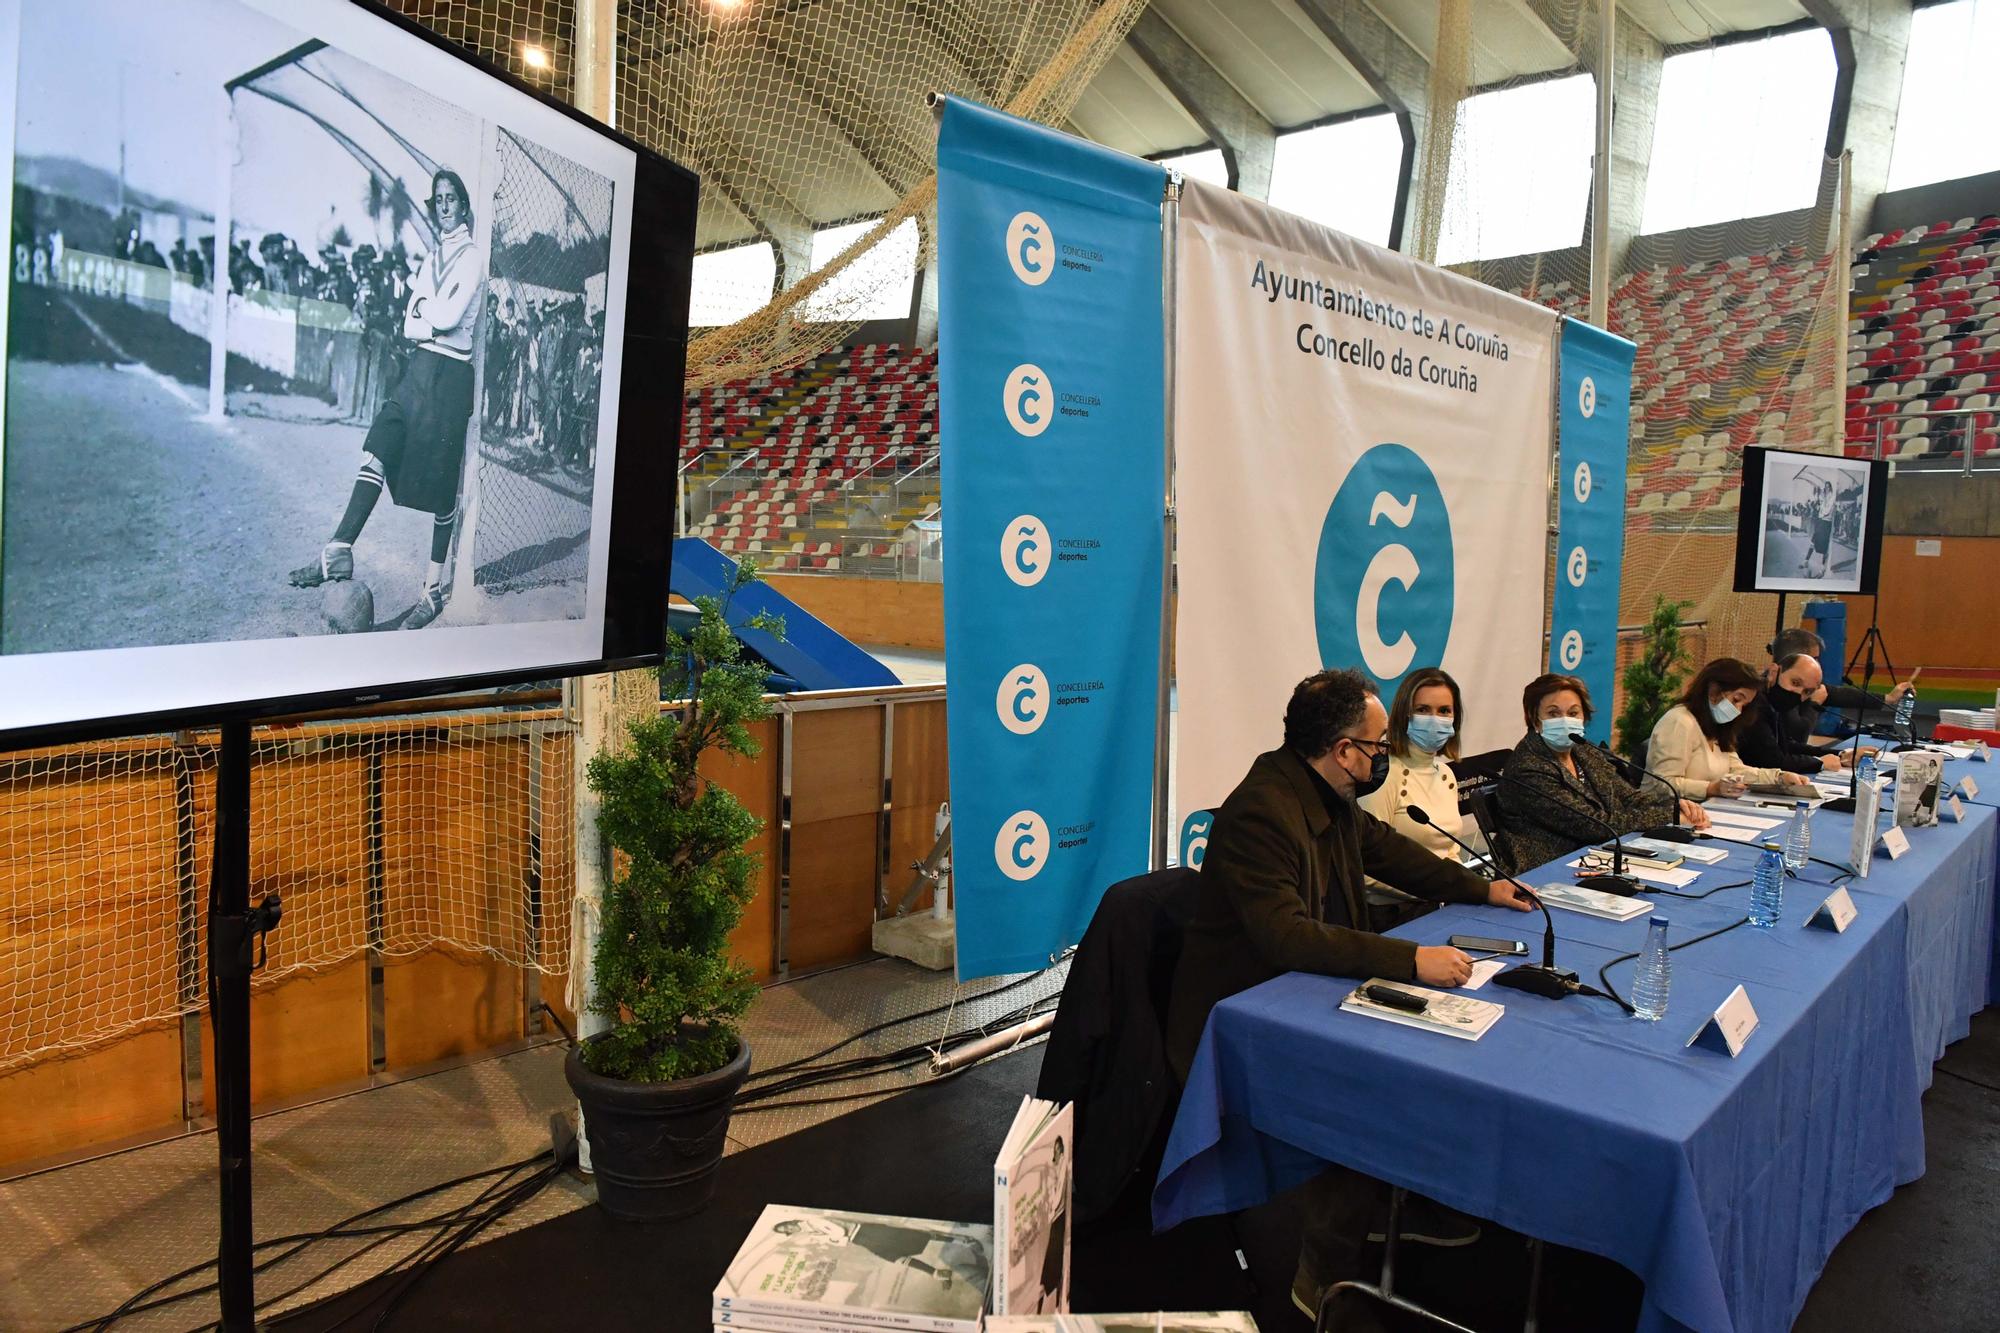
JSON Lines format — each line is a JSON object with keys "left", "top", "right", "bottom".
{"left": 323, "top": 579, "right": 376, "bottom": 634}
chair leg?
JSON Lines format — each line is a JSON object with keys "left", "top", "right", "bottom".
{"left": 1316, "top": 1188, "right": 1479, "bottom": 1333}
{"left": 1523, "top": 1237, "right": 1546, "bottom": 1333}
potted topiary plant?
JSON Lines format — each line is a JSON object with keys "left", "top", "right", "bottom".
{"left": 1614, "top": 595, "right": 1693, "bottom": 761}
{"left": 564, "top": 556, "right": 781, "bottom": 1222}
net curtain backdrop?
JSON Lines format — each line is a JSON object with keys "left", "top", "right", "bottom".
{"left": 1173, "top": 179, "right": 1558, "bottom": 817}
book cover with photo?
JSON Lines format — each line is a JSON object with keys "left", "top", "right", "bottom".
{"left": 1894, "top": 752, "right": 1944, "bottom": 827}
{"left": 994, "top": 1096, "right": 1074, "bottom": 1316}
{"left": 713, "top": 1204, "right": 992, "bottom": 1332}
{"left": 986, "top": 1314, "right": 1260, "bottom": 1332}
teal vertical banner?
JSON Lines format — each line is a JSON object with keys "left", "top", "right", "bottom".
{"left": 936, "top": 98, "right": 1165, "bottom": 979}
{"left": 1551, "top": 318, "right": 1634, "bottom": 743}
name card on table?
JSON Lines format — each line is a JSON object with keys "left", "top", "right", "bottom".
{"left": 1685, "top": 984, "right": 1760, "bottom": 1058}
{"left": 1809, "top": 888, "right": 1858, "bottom": 933}
{"left": 1972, "top": 742, "right": 1990, "bottom": 763}
{"left": 1960, "top": 775, "right": 1981, "bottom": 799}
{"left": 1948, "top": 795, "right": 1967, "bottom": 824}
{"left": 1881, "top": 825, "right": 1912, "bottom": 860}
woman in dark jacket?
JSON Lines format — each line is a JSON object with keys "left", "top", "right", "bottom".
{"left": 1496, "top": 672, "right": 1696, "bottom": 873}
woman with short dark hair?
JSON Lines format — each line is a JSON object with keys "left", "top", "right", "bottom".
{"left": 1647, "top": 658, "right": 1815, "bottom": 801}
{"left": 290, "top": 168, "right": 487, "bottom": 630}
{"left": 1497, "top": 672, "right": 1697, "bottom": 873}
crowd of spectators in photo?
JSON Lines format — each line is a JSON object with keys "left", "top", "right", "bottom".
{"left": 12, "top": 189, "right": 606, "bottom": 470}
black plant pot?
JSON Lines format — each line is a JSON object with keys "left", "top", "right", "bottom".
{"left": 565, "top": 1032, "right": 752, "bottom": 1222}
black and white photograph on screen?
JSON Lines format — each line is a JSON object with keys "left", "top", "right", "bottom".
{"left": 0, "top": 0, "right": 616, "bottom": 656}
{"left": 1753, "top": 451, "right": 1871, "bottom": 594}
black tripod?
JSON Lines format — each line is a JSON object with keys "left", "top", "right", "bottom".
{"left": 208, "top": 719, "right": 285, "bottom": 1329}
{"left": 1844, "top": 595, "right": 1899, "bottom": 698}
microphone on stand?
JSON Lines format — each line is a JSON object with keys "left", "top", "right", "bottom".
{"left": 1588, "top": 739, "right": 1694, "bottom": 843}
{"left": 1494, "top": 767, "right": 1643, "bottom": 897}
{"left": 1820, "top": 707, "right": 1871, "bottom": 815}
{"left": 1404, "top": 805, "right": 1579, "bottom": 1000}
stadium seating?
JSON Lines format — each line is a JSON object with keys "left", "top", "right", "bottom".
{"left": 1511, "top": 243, "right": 1837, "bottom": 532}
{"left": 685, "top": 223, "right": 2000, "bottom": 570}
{"left": 1846, "top": 215, "right": 2000, "bottom": 464}
{"left": 682, "top": 343, "right": 939, "bottom": 573}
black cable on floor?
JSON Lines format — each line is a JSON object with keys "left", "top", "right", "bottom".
{"left": 1935, "top": 1066, "right": 2000, "bottom": 1095}
{"left": 1596, "top": 918, "right": 1752, "bottom": 1013}
{"left": 744, "top": 961, "right": 1061, "bottom": 1086}
{"left": 65, "top": 1152, "right": 551, "bottom": 1332}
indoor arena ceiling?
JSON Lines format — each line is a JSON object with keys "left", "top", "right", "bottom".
{"left": 1069, "top": 0, "right": 1816, "bottom": 159}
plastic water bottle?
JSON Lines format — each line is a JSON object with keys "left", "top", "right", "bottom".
{"left": 1893, "top": 687, "right": 1917, "bottom": 733}
{"left": 1631, "top": 917, "right": 1672, "bottom": 1022}
{"left": 1856, "top": 751, "right": 1877, "bottom": 788}
{"left": 1750, "top": 842, "right": 1785, "bottom": 928}
{"left": 1783, "top": 801, "right": 1812, "bottom": 873}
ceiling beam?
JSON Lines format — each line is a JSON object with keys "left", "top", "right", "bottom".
{"left": 1289, "top": 0, "right": 1433, "bottom": 250}
{"left": 755, "top": 34, "right": 918, "bottom": 196}
{"left": 1126, "top": 9, "right": 1276, "bottom": 199}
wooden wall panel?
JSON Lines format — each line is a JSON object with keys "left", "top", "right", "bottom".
{"left": 1839, "top": 535, "right": 2000, "bottom": 671}
{"left": 1, "top": 756, "right": 184, "bottom": 1068}
{"left": 382, "top": 945, "right": 523, "bottom": 1069}
{"left": 787, "top": 814, "right": 879, "bottom": 970}
{"left": 887, "top": 700, "right": 948, "bottom": 915}
{"left": 380, "top": 738, "right": 531, "bottom": 958}
{"left": 763, "top": 575, "right": 943, "bottom": 651}
{"left": 785, "top": 709, "right": 884, "bottom": 970}
{"left": 200, "top": 961, "right": 369, "bottom": 1109}
{"left": 0, "top": 1027, "right": 184, "bottom": 1170}
{"left": 704, "top": 718, "right": 779, "bottom": 982}
{"left": 791, "top": 709, "right": 882, "bottom": 823}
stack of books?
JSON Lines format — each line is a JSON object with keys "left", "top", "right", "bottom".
{"left": 993, "top": 1096, "right": 1074, "bottom": 1318}
{"left": 713, "top": 1203, "right": 993, "bottom": 1332}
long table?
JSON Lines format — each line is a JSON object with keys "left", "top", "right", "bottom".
{"left": 1153, "top": 749, "right": 1998, "bottom": 1333}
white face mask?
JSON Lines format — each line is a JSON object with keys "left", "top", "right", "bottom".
{"left": 1709, "top": 697, "right": 1741, "bottom": 725}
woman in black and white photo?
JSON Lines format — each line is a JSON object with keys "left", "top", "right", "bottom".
{"left": 289, "top": 167, "right": 486, "bottom": 629}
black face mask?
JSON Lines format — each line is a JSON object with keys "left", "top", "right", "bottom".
{"left": 1345, "top": 744, "right": 1391, "bottom": 798}
{"left": 1770, "top": 685, "right": 1802, "bottom": 709}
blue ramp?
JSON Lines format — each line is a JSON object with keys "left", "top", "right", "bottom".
{"left": 670, "top": 539, "right": 901, "bottom": 692}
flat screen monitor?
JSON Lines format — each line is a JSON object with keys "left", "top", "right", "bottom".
{"left": 0, "top": 0, "right": 695, "bottom": 747}
{"left": 1732, "top": 446, "right": 1887, "bottom": 596}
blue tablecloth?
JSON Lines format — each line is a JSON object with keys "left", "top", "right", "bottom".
{"left": 1154, "top": 750, "right": 1999, "bottom": 1333}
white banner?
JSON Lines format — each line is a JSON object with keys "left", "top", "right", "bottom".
{"left": 1174, "top": 179, "right": 1557, "bottom": 817}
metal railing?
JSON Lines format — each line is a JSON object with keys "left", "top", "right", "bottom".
{"left": 1847, "top": 407, "right": 2000, "bottom": 474}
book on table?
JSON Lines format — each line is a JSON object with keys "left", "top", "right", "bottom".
{"left": 1339, "top": 980, "right": 1503, "bottom": 1041}
{"left": 993, "top": 1095, "right": 1074, "bottom": 1317}
{"left": 985, "top": 1315, "right": 1260, "bottom": 1332}
{"left": 712, "top": 1203, "right": 993, "bottom": 1332}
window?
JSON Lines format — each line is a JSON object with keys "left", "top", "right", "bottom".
{"left": 1159, "top": 147, "right": 1228, "bottom": 189}
{"left": 1888, "top": 0, "right": 2000, "bottom": 191}
{"left": 1268, "top": 113, "right": 1403, "bottom": 248}
{"left": 800, "top": 217, "right": 920, "bottom": 322}
{"left": 1642, "top": 29, "right": 1837, "bottom": 234}
{"left": 1435, "top": 75, "right": 1595, "bottom": 265}
{"left": 689, "top": 242, "right": 774, "bottom": 327}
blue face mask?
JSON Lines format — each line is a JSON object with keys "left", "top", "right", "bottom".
{"left": 1710, "top": 697, "right": 1742, "bottom": 725}
{"left": 1539, "top": 717, "right": 1585, "bottom": 750}
{"left": 1406, "top": 715, "right": 1456, "bottom": 754}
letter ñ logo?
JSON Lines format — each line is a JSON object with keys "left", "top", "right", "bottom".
{"left": 1006, "top": 211, "right": 1052, "bottom": 286}
{"left": 997, "top": 664, "right": 1049, "bottom": 735}
{"left": 1003, "top": 364, "right": 1051, "bottom": 437}
{"left": 1314, "top": 443, "right": 1455, "bottom": 698}
{"left": 994, "top": 810, "right": 1050, "bottom": 881}
{"left": 1001, "top": 514, "right": 1050, "bottom": 588}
